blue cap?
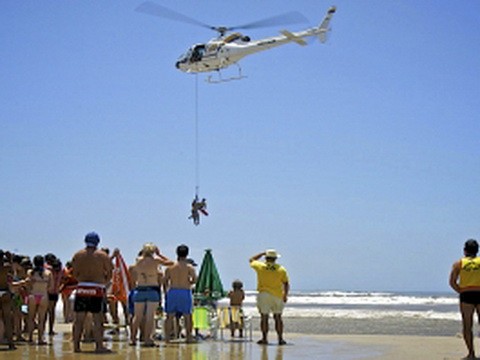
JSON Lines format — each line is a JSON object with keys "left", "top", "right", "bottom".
{"left": 84, "top": 232, "right": 100, "bottom": 247}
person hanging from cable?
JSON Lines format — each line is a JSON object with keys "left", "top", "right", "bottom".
{"left": 189, "top": 196, "right": 200, "bottom": 226}
{"left": 188, "top": 195, "right": 208, "bottom": 226}
{"left": 198, "top": 198, "right": 208, "bottom": 217}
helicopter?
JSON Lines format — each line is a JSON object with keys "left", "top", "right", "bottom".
{"left": 136, "top": 2, "right": 336, "bottom": 82}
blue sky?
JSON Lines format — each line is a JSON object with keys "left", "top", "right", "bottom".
{"left": 1, "top": 1, "right": 479, "bottom": 292}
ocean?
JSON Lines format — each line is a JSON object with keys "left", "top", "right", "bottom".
{"left": 234, "top": 290, "right": 463, "bottom": 337}
{"left": 55, "top": 290, "right": 463, "bottom": 337}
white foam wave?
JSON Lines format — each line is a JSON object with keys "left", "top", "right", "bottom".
{"left": 240, "top": 291, "right": 459, "bottom": 321}
{"left": 243, "top": 291, "right": 457, "bottom": 307}
{"left": 240, "top": 305, "right": 460, "bottom": 321}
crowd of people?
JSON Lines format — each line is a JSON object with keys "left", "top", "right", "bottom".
{"left": 0, "top": 232, "right": 291, "bottom": 352}
{"left": 0, "top": 249, "right": 64, "bottom": 349}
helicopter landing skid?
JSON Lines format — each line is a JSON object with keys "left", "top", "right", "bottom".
{"left": 206, "top": 64, "right": 247, "bottom": 84}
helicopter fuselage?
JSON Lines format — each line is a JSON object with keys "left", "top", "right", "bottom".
{"left": 175, "top": 6, "right": 336, "bottom": 74}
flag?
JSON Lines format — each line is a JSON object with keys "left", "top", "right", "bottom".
{"left": 111, "top": 252, "right": 131, "bottom": 306}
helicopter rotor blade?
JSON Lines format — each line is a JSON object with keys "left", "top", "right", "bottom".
{"left": 135, "top": 1, "right": 213, "bottom": 31}
{"left": 136, "top": 2, "right": 309, "bottom": 36}
{"left": 230, "top": 11, "right": 308, "bottom": 31}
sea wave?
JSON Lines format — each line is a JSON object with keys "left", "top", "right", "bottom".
{"left": 239, "top": 290, "right": 460, "bottom": 321}
{"left": 243, "top": 290, "right": 457, "bottom": 306}
{"left": 240, "top": 305, "right": 460, "bottom": 321}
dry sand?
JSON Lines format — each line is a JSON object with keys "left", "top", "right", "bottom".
{"left": 0, "top": 324, "right": 471, "bottom": 359}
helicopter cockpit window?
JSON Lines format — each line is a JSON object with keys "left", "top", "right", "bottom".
{"left": 190, "top": 44, "right": 206, "bottom": 62}
{"left": 176, "top": 47, "right": 192, "bottom": 66}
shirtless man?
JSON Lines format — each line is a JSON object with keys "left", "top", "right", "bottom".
{"left": 10, "top": 255, "right": 27, "bottom": 342}
{"left": 164, "top": 244, "right": 197, "bottom": 342}
{"left": 0, "top": 250, "right": 15, "bottom": 350}
{"left": 47, "top": 258, "right": 62, "bottom": 336}
{"left": 71, "top": 232, "right": 113, "bottom": 353}
{"left": 129, "top": 243, "right": 173, "bottom": 346}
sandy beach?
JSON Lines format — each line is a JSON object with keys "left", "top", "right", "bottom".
{"left": 0, "top": 323, "right": 469, "bottom": 360}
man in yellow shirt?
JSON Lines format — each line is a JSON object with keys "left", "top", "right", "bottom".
{"left": 249, "top": 249, "right": 289, "bottom": 345}
{"left": 450, "top": 239, "right": 480, "bottom": 359}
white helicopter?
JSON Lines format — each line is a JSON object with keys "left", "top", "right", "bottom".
{"left": 136, "top": 2, "right": 336, "bottom": 82}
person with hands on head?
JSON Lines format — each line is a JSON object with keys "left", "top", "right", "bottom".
{"left": 249, "top": 249, "right": 289, "bottom": 346}
{"left": 129, "top": 243, "right": 173, "bottom": 347}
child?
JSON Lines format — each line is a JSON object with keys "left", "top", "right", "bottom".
{"left": 227, "top": 280, "right": 245, "bottom": 337}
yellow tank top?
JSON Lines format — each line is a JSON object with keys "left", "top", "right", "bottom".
{"left": 250, "top": 260, "right": 289, "bottom": 299}
{"left": 459, "top": 257, "right": 480, "bottom": 291}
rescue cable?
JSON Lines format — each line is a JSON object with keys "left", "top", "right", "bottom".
{"left": 189, "top": 74, "right": 209, "bottom": 225}
{"left": 195, "top": 74, "right": 200, "bottom": 198}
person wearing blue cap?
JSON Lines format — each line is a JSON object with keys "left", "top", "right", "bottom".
{"left": 71, "top": 232, "right": 113, "bottom": 353}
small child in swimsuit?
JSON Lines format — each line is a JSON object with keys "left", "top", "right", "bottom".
{"left": 227, "top": 280, "right": 245, "bottom": 337}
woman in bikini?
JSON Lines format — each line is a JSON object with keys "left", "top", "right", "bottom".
{"left": 26, "top": 255, "right": 53, "bottom": 345}
{"left": 129, "top": 243, "right": 173, "bottom": 347}
{"left": 59, "top": 261, "right": 77, "bottom": 323}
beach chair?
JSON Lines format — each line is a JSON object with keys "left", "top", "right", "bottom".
{"left": 192, "top": 306, "right": 217, "bottom": 339}
{"left": 216, "top": 306, "right": 252, "bottom": 341}
{"left": 154, "top": 311, "right": 165, "bottom": 340}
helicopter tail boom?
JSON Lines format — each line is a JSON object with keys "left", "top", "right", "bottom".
{"left": 280, "top": 30, "right": 307, "bottom": 46}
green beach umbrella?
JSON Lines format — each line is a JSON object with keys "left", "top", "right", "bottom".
{"left": 194, "top": 249, "right": 225, "bottom": 302}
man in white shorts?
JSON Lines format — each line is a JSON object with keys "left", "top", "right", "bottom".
{"left": 249, "top": 249, "right": 289, "bottom": 345}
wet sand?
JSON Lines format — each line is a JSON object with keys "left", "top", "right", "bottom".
{"left": 0, "top": 323, "right": 470, "bottom": 359}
